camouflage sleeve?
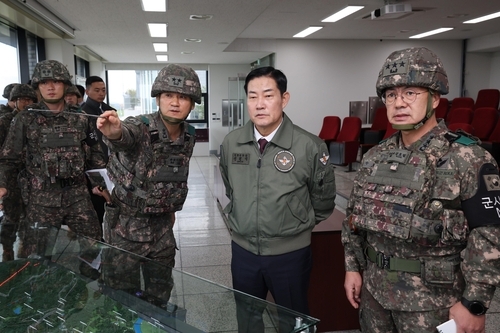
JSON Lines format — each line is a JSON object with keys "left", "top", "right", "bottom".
{"left": 309, "top": 141, "right": 336, "bottom": 223}
{"left": 104, "top": 116, "right": 143, "bottom": 152}
{"left": 341, "top": 151, "right": 374, "bottom": 272}
{"left": 341, "top": 183, "right": 367, "bottom": 272}
{"left": 85, "top": 119, "right": 107, "bottom": 169}
{"left": 0, "top": 114, "right": 12, "bottom": 147}
{"left": 459, "top": 147, "right": 500, "bottom": 307}
{"left": 0, "top": 113, "right": 25, "bottom": 188}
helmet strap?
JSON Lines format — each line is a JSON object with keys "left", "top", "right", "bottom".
{"left": 392, "top": 90, "right": 434, "bottom": 131}
{"left": 160, "top": 112, "right": 184, "bottom": 125}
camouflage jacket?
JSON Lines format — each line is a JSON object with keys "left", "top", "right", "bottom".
{"left": 0, "top": 104, "right": 13, "bottom": 117}
{"left": 342, "top": 120, "right": 500, "bottom": 311}
{"left": 0, "top": 108, "right": 18, "bottom": 148}
{"left": 0, "top": 102, "right": 106, "bottom": 205}
{"left": 104, "top": 111, "right": 195, "bottom": 214}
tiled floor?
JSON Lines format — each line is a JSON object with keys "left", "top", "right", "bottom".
{"left": 177, "top": 157, "right": 500, "bottom": 332}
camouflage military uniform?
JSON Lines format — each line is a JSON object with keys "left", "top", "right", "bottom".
{"left": 0, "top": 109, "right": 24, "bottom": 260}
{"left": 0, "top": 101, "right": 106, "bottom": 257}
{"left": 342, "top": 47, "right": 500, "bottom": 332}
{"left": 102, "top": 63, "right": 200, "bottom": 270}
{"left": 0, "top": 84, "right": 37, "bottom": 260}
{"left": 104, "top": 112, "right": 195, "bottom": 266}
{"left": 0, "top": 104, "right": 14, "bottom": 117}
{"left": 0, "top": 83, "right": 18, "bottom": 117}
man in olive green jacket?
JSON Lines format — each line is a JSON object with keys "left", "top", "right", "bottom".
{"left": 220, "top": 66, "right": 336, "bottom": 332}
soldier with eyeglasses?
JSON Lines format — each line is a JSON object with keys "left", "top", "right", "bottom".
{"left": 342, "top": 47, "right": 500, "bottom": 333}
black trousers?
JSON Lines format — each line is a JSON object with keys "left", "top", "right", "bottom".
{"left": 231, "top": 241, "right": 312, "bottom": 333}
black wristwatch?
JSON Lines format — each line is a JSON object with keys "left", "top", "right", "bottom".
{"left": 461, "top": 297, "right": 488, "bottom": 315}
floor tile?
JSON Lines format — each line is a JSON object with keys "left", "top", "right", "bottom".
{"left": 180, "top": 244, "right": 232, "bottom": 268}
{"left": 178, "top": 228, "right": 231, "bottom": 247}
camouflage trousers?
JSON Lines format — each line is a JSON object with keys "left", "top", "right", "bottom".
{"left": 0, "top": 188, "right": 25, "bottom": 260}
{"left": 104, "top": 203, "right": 177, "bottom": 266}
{"left": 359, "top": 284, "right": 451, "bottom": 333}
{"left": 100, "top": 246, "right": 174, "bottom": 307}
{"left": 22, "top": 194, "right": 101, "bottom": 258}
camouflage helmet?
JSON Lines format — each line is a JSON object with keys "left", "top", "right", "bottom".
{"left": 65, "top": 85, "right": 82, "bottom": 98}
{"left": 151, "top": 64, "right": 202, "bottom": 104}
{"left": 31, "top": 60, "right": 72, "bottom": 89}
{"left": 376, "top": 47, "right": 449, "bottom": 97}
{"left": 9, "top": 84, "right": 38, "bottom": 103}
{"left": 3, "top": 83, "right": 19, "bottom": 99}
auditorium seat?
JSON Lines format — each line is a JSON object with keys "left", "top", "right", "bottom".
{"left": 474, "top": 89, "right": 500, "bottom": 110}
{"left": 329, "top": 116, "right": 362, "bottom": 172}
{"left": 447, "top": 107, "right": 473, "bottom": 125}
{"left": 469, "top": 107, "right": 498, "bottom": 141}
{"left": 318, "top": 116, "right": 341, "bottom": 144}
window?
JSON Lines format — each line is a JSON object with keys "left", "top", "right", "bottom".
{"left": 107, "top": 69, "right": 209, "bottom": 129}
{"left": 0, "top": 20, "right": 19, "bottom": 104}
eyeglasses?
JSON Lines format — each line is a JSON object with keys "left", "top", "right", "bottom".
{"left": 382, "top": 90, "right": 427, "bottom": 105}
{"left": 17, "top": 98, "right": 34, "bottom": 103}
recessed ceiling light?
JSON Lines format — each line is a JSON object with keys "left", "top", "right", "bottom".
{"left": 190, "top": 14, "right": 213, "bottom": 20}
{"left": 463, "top": 11, "right": 500, "bottom": 24}
{"left": 156, "top": 55, "right": 169, "bottom": 62}
{"left": 153, "top": 43, "right": 168, "bottom": 52}
{"left": 410, "top": 27, "right": 453, "bottom": 39}
{"left": 293, "top": 26, "right": 323, "bottom": 38}
{"left": 322, "top": 6, "right": 364, "bottom": 23}
{"left": 184, "top": 38, "right": 201, "bottom": 42}
{"left": 141, "top": 0, "right": 167, "bottom": 12}
{"left": 181, "top": 51, "right": 194, "bottom": 54}
{"left": 148, "top": 23, "right": 167, "bottom": 38}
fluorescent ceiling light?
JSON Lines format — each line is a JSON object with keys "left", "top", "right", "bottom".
{"left": 293, "top": 26, "right": 323, "bottom": 38}
{"left": 463, "top": 11, "right": 500, "bottom": 24}
{"left": 153, "top": 43, "right": 168, "bottom": 52}
{"left": 148, "top": 23, "right": 167, "bottom": 37}
{"left": 156, "top": 55, "right": 169, "bottom": 62}
{"left": 141, "top": 0, "right": 166, "bottom": 12}
{"left": 322, "top": 6, "right": 364, "bottom": 22}
{"left": 409, "top": 27, "right": 453, "bottom": 39}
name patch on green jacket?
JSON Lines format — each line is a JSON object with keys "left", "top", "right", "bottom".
{"left": 232, "top": 153, "right": 250, "bottom": 165}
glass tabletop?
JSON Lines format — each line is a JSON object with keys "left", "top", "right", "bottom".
{"left": 0, "top": 227, "right": 319, "bottom": 332}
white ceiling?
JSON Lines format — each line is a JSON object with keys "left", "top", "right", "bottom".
{"left": 3, "top": 0, "right": 500, "bottom": 65}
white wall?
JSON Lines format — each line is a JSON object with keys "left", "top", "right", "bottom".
{"left": 463, "top": 52, "right": 494, "bottom": 100}
{"left": 490, "top": 51, "right": 500, "bottom": 92}
{"left": 45, "top": 39, "right": 75, "bottom": 81}
{"left": 268, "top": 39, "right": 464, "bottom": 135}
{"left": 208, "top": 64, "right": 251, "bottom": 154}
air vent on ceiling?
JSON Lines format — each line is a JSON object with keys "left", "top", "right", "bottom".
{"left": 190, "top": 14, "right": 213, "bottom": 20}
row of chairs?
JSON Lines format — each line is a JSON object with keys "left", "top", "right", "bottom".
{"left": 319, "top": 116, "right": 361, "bottom": 171}
{"left": 318, "top": 89, "right": 500, "bottom": 170}
{"left": 438, "top": 89, "right": 500, "bottom": 123}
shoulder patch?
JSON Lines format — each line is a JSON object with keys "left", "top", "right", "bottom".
{"left": 140, "top": 115, "right": 150, "bottom": 126}
{"left": 68, "top": 105, "right": 83, "bottom": 113}
{"left": 187, "top": 123, "right": 196, "bottom": 136}
{"left": 454, "top": 136, "right": 476, "bottom": 146}
{"left": 447, "top": 130, "right": 478, "bottom": 146}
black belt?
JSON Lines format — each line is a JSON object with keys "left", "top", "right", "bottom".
{"left": 46, "top": 176, "right": 86, "bottom": 189}
{"left": 365, "top": 246, "right": 421, "bottom": 273}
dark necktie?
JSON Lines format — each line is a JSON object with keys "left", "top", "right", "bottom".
{"left": 258, "top": 138, "right": 268, "bottom": 154}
